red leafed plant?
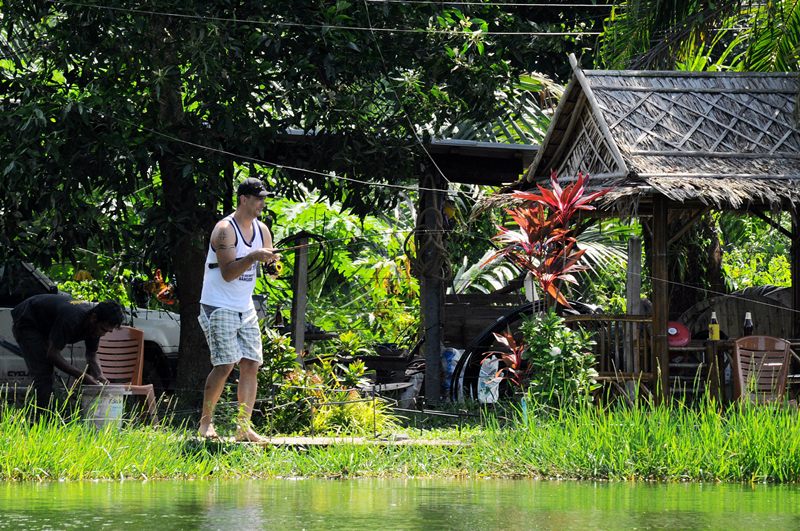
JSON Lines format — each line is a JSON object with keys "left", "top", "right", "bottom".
{"left": 484, "top": 329, "right": 530, "bottom": 389}
{"left": 484, "top": 171, "right": 609, "bottom": 308}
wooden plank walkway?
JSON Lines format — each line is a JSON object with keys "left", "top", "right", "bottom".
{"left": 191, "top": 435, "right": 466, "bottom": 447}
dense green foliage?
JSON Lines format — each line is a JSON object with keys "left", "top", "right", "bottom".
{"left": 598, "top": 1, "right": 800, "bottom": 72}
{"left": 720, "top": 214, "right": 792, "bottom": 291}
{"left": 520, "top": 311, "right": 599, "bottom": 408}
{"left": 3, "top": 0, "right": 592, "bottom": 393}
{"left": 260, "top": 193, "right": 419, "bottom": 348}
{"left": 0, "top": 0, "right": 599, "bottom": 266}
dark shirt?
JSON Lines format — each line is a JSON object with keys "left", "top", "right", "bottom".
{"left": 11, "top": 294, "right": 100, "bottom": 353}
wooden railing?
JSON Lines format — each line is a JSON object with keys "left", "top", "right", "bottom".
{"left": 563, "top": 314, "right": 654, "bottom": 381}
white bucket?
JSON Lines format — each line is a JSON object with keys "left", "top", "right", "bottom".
{"left": 81, "top": 385, "right": 129, "bottom": 429}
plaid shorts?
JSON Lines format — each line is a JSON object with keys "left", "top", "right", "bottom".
{"left": 198, "top": 306, "right": 263, "bottom": 366}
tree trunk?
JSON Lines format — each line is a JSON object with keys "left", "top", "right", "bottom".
{"left": 149, "top": 17, "right": 212, "bottom": 412}
{"left": 157, "top": 126, "right": 212, "bottom": 412}
{"left": 172, "top": 229, "right": 210, "bottom": 409}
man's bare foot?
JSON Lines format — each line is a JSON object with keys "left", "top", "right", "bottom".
{"left": 234, "top": 427, "right": 268, "bottom": 443}
{"left": 198, "top": 423, "right": 219, "bottom": 440}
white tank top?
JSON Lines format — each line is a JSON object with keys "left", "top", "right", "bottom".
{"left": 200, "top": 215, "right": 264, "bottom": 312}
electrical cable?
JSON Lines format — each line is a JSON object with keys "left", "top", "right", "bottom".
{"left": 365, "top": 0, "right": 613, "bottom": 7}
{"left": 45, "top": 0, "right": 604, "bottom": 36}
{"left": 98, "top": 108, "right": 498, "bottom": 203}
{"left": 362, "top": 0, "right": 452, "bottom": 189}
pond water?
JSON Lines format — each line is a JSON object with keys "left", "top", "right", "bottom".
{"left": 1, "top": 478, "right": 800, "bottom": 530}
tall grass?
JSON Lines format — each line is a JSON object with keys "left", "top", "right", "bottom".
{"left": 479, "top": 394, "right": 800, "bottom": 482}
{"left": 3, "top": 393, "right": 800, "bottom": 482}
{"left": 0, "top": 402, "right": 217, "bottom": 480}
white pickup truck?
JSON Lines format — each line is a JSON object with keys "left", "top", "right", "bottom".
{"left": 0, "top": 262, "right": 181, "bottom": 394}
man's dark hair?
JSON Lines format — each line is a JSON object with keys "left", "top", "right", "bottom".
{"left": 90, "top": 301, "right": 125, "bottom": 327}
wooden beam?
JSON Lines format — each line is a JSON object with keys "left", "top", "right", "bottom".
{"left": 792, "top": 212, "right": 800, "bottom": 338}
{"left": 667, "top": 207, "right": 711, "bottom": 247}
{"left": 753, "top": 211, "right": 793, "bottom": 239}
{"left": 588, "top": 84, "right": 797, "bottom": 95}
{"left": 626, "top": 150, "right": 800, "bottom": 159}
{"left": 418, "top": 172, "right": 447, "bottom": 405}
{"left": 569, "top": 54, "right": 629, "bottom": 177}
{"left": 429, "top": 152, "right": 525, "bottom": 185}
{"left": 290, "top": 233, "right": 309, "bottom": 366}
{"left": 652, "top": 196, "right": 670, "bottom": 402}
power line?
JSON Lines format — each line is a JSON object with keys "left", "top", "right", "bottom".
{"left": 365, "top": 0, "right": 614, "bottom": 7}
{"left": 45, "top": 0, "right": 603, "bottom": 36}
{"left": 362, "top": 0, "right": 453, "bottom": 189}
{"left": 94, "top": 109, "right": 509, "bottom": 202}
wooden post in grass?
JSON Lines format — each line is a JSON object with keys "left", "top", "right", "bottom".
{"left": 418, "top": 171, "right": 446, "bottom": 405}
{"left": 624, "top": 236, "right": 642, "bottom": 400}
{"left": 291, "top": 232, "right": 309, "bottom": 366}
{"left": 652, "top": 197, "right": 670, "bottom": 403}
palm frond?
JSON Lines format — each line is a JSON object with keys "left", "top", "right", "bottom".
{"left": 574, "top": 221, "right": 634, "bottom": 277}
{"left": 445, "top": 73, "right": 563, "bottom": 144}
{"left": 450, "top": 250, "right": 520, "bottom": 295}
{"left": 598, "top": 0, "right": 751, "bottom": 69}
{"left": 743, "top": 0, "right": 800, "bottom": 72}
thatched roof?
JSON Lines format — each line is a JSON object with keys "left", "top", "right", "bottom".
{"left": 526, "top": 55, "right": 800, "bottom": 214}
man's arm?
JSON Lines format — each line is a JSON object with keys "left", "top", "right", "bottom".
{"left": 46, "top": 344, "right": 100, "bottom": 385}
{"left": 213, "top": 221, "right": 276, "bottom": 282}
{"left": 85, "top": 351, "right": 109, "bottom": 385}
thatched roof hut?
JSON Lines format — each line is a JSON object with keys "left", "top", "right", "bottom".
{"left": 524, "top": 56, "right": 800, "bottom": 402}
{"left": 526, "top": 55, "right": 800, "bottom": 216}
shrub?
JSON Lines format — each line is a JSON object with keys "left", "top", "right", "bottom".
{"left": 255, "top": 335, "right": 399, "bottom": 435}
{"left": 519, "top": 309, "right": 599, "bottom": 409}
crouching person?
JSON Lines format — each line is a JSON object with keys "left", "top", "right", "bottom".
{"left": 11, "top": 294, "right": 125, "bottom": 412}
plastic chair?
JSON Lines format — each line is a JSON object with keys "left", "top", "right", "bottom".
{"left": 96, "top": 326, "right": 158, "bottom": 422}
{"left": 732, "top": 336, "right": 791, "bottom": 404}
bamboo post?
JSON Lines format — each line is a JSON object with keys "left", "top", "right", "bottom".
{"left": 652, "top": 197, "right": 670, "bottom": 403}
{"left": 624, "top": 236, "right": 642, "bottom": 399}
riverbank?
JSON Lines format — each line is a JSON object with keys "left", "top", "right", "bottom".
{"left": 2, "top": 399, "right": 799, "bottom": 482}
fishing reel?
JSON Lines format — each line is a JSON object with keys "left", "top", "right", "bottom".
{"left": 264, "top": 260, "right": 282, "bottom": 277}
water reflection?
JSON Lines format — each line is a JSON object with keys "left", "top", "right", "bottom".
{"left": 1, "top": 479, "right": 800, "bottom": 530}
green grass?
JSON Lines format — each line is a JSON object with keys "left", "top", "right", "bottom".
{"left": 2, "top": 396, "right": 800, "bottom": 482}
{"left": 478, "top": 396, "right": 800, "bottom": 482}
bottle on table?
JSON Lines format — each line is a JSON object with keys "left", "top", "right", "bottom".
{"left": 708, "top": 311, "right": 720, "bottom": 341}
{"left": 743, "top": 312, "right": 754, "bottom": 337}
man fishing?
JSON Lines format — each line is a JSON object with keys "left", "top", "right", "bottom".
{"left": 197, "top": 177, "right": 278, "bottom": 442}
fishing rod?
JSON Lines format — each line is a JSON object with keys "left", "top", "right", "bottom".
{"left": 206, "top": 226, "right": 446, "bottom": 270}
{"left": 206, "top": 242, "right": 310, "bottom": 270}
